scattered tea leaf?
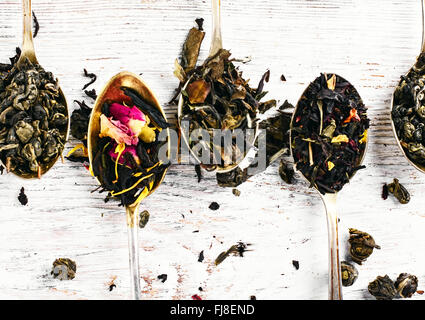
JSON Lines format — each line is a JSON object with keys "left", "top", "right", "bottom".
{"left": 51, "top": 258, "right": 76, "bottom": 280}
{"left": 195, "top": 164, "right": 202, "bottom": 183}
{"left": 209, "top": 202, "right": 220, "bottom": 210}
{"left": 348, "top": 228, "right": 380, "bottom": 265}
{"left": 395, "top": 273, "right": 418, "bottom": 298}
{"left": 82, "top": 68, "right": 97, "bottom": 90}
{"left": 232, "top": 188, "right": 241, "bottom": 196}
{"left": 18, "top": 187, "right": 28, "bottom": 205}
{"left": 32, "top": 11, "right": 39, "bottom": 38}
{"left": 198, "top": 250, "right": 204, "bottom": 262}
{"left": 139, "top": 210, "right": 150, "bottom": 229}
{"left": 292, "top": 260, "right": 299, "bottom": 270}
{"left": 341, "top": 261, "right": 358, "bottom": 287}
{"left": 157, "top": 274, "right": 168, "bottom": 283}
{"left": 387, "top": 178, "right": 410, "bottom": 204}
{"left": 368, "top": 275, "right": 396, "bottom": 300}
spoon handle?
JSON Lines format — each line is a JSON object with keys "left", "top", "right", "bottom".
{"left": 126, "top": 204, "right": 141, "bottom": 300}
{"left": 21, "top": 0, "right": 35, "bottom": 58}
{"left": 422, "top": 0, "right": 425, "bottom": 52}
{"left": 322, "top": 193, "right": 343, "bottom": 300}
{"left": 209, "top": 0, "right": 223, "bottom": 57}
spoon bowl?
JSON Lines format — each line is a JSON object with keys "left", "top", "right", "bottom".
{"left": 390, "top": 0, "right": 425, "bottom": 174}
{"left": 87, "top": 71, "right": 170, "bottom": 300}
{"left": 290, "top": 73, "right": 368, "bottom": 300}
{"left": 5, "top": 0, "right": 69, "bottom": 179}
{"left": 177, "top": 0, "right": 259, "bottom": 173}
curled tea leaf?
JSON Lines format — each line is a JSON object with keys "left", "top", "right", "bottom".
{"left": 387, "top": 178, "right": 410, "bottom": 204}
{"left": 395, "top": 273, "right": 418, "bottom": 298}
{"left": 341, "top": 261, "right": 358, "bottom": 287}
{"left": 368, "top": 275, "right": 397, "bottom": 300}
{"left": 348, "top": 228, "right": 380, "bottom": 265}
{"left": 51, "top": 258, "right": 76, "bottom": 280}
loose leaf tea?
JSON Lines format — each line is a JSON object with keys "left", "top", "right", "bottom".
{"left": 214, "top": 242, "right": 251, "bottom": 266}
{"left": 51, "top": 258, "right": 76, "bottom": 280}
{"left": 392, "top": 53, "right": 425, "bottom": 167}
{"left": 157, "top": 274, "right": 168, "bottom": 283}
{"left": 209, "top": 201, "right": 220, "bottom": 210}
{"left": 139, "top": 210, "right": 150, "bottom": 228}
{"left": 395, "top": 273, "right": 418, "bottom": 298}
{"left": 0, "top": 57, "right": 68, "bottom": 177}
{"left": 175, "top": 19, "right": 280, "bottom": 171}
{"left": 385, "top": 178, "right": 410, "bottom": 204}
{"left": 291, "top": 74, "right": 369, "bottom": 194}
{"left": 368, "top": 275, "right": 397, "bottom": 300}
{"left": 18, "top": 187, "right": 28, "bottom": 205}
{"left": 91, "top": 88, "right": 169, "bottom": 206}
{"left": 341, "top": 261, "right": 358, "bottom": 287}
{"left": 32, "top": 11, "right": 39, "bottom": 38}
{"left": 348, "top": 228, "right": 380, "bottom": 265}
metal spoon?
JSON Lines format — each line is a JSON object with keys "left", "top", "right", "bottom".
{"left": 289, "top": 74, "right": 368, "bottom": 300}
{"left": 177, "top": 0, "right": 258, "bottom": 173}
{"left": 390, "top": 0, "right": 425, "bottom": 173}
{"left": 87, "top": 71, "right": 170, "bottom": 300}
{"left": 10, "top": 0, "right": 69, "bottom": 178}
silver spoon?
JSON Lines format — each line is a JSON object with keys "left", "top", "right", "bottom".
{"left": 6, "top": 0, "right": 69, "bottom": 179}
{"left": 290, "top": 74, "right": 368, "bottom": 300}
{"left": 390, "top": 0, "right": 425, "bottom": 173}
{"left": 87, "top": 71, "right": 170, "bottom": 299}
{"left": 177, "top": 0, "right": 259, "bottom": 173}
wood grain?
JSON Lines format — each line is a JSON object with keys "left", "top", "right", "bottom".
{"left": 0, "top": 0, "right": 424, "bottom": 300}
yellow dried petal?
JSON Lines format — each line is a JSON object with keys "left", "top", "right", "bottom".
{"left": 331, "top": 134, "right": 349, "bottom": 143}
{"left": 328, "top": 161, "right": 335, "bottom": 171}
{"left": 327, "top": 74, "right": 336, "bottom": 90}
{"left": 139, "top": 126, "right": 156, "bottom": 143}
{"left": 359, "top": 129, "right": 368, "bottom": 144}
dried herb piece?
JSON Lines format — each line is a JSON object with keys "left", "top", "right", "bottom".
{"left": 82, "top": 68, "right": 97, "bottom": 90}
{"left": 250, "top": 295, "right": 257, "bottom": 300}
{"left": 387, "top": 178, "right": 410, "bottom": 204}
{"left": 209, "top": 202, "right": 220, "bottom": 210}
{"left": 0, "top": 164, "right": 4, "bottom": 174}
{"left": 195, "top": 164, "right": 202, "bottom": 183}
{"left": 292, "top": 260, "right": 299, "bottom": 270}
{"left": 198, "top": 250, "right": 204, "bottom": 262}
{"left": 157, "top": 274, "right": 168, "bottom": 283}
{"left": 348, "top": 228, "right": 380, "bottom": 265}
{"left": 191, "top": 294, "right": 202, "bottom": 300}
{"left": 18, "top": 187, "right": 28, "bottom": 205}
{"left": 341, "top": 261, "right": 358, "bottom": 287}
{"left": 139, "top": 210, "right": 150, "bottom": 228}
{"left": 51, "top": 258, "right": 76, "bottom": 280}
{"left": 214, "top": 242, "right": 251, "bottom": 265}
{"left": 280, "top": 74, "right": 286, "bottom": 82}
{"left": 395, "top": 273, "right": 418, "bottom": 298}
{"left": 32, "top": 11, "right": 39, "bottom": 38}
{"left": 291, "top": 74, "right": 369, "bottom": 194}
{"left": 368, "top": 275, "right": 397, "bottom": 300}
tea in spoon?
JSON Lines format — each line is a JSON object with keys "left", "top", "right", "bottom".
{"left": 290, "top": 73, "right": 369, "bottom": 300}
{"left": 177, "top": 0, "right": 262, "bottom": 173}
{"left": 391, "top": 0, "right": 425, "bottom": 173}
{"left": 0, "top": 0, "right": 69, "bottom": 179}
{"left": 88, "top": 71, "right": 170, "bottom": 299}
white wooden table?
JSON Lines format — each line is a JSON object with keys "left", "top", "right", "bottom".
{"left": 0, "top": 0, "right": 424, "bottom": 300}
